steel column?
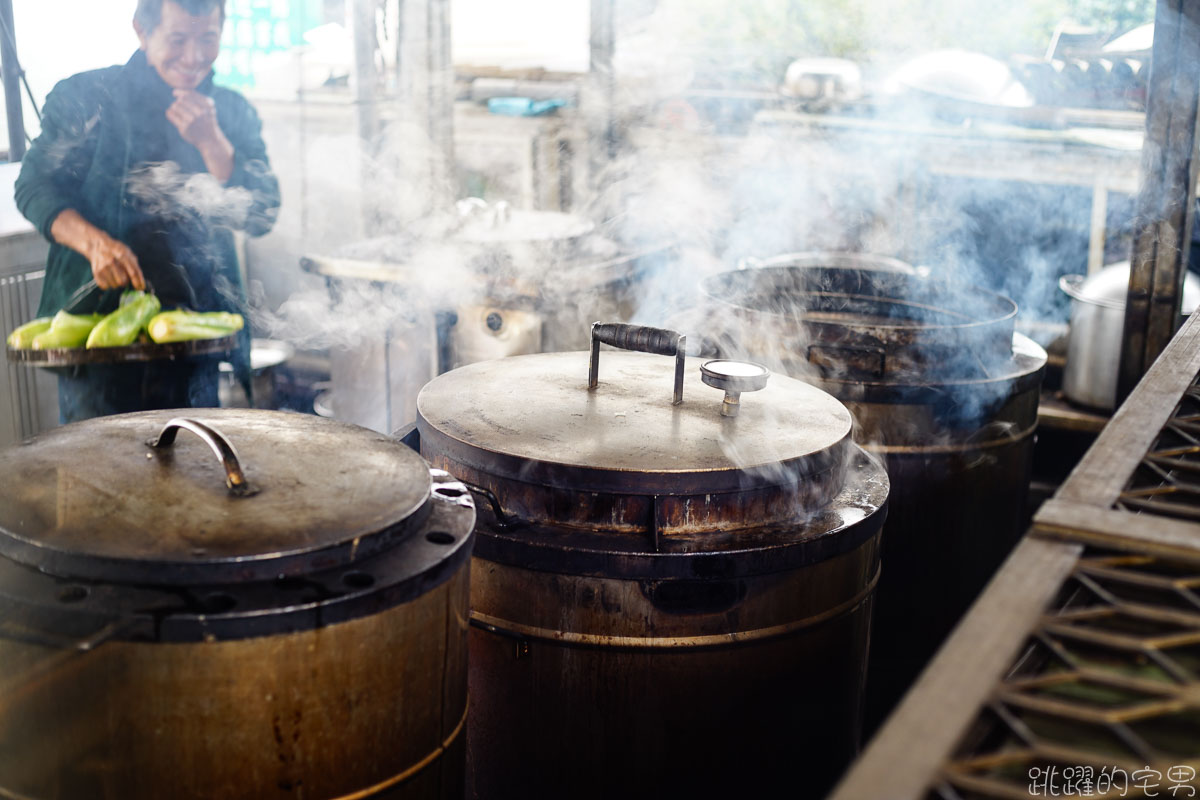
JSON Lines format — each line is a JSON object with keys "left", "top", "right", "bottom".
{"left": 586, "top": 0, "right": 616, "bottom": 190}
{"left": 349, "top": 0, "right": 378, "bottom": 146}
{"left": 351, "top": 0, "right": 455, "bottom": 228}
{"left": 396, "top": 0, "right": 455, "bottom": 212}
{"left": 0, "top": 0, "right": 24, "bottom": 162}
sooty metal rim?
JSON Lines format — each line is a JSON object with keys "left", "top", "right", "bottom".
{"left": 0, "top": 471, "right": 475, "bottom": 643}
{"left": 471, "top": 450, "right": 890, "bottom": 580}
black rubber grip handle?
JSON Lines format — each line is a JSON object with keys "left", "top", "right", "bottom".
{"left": 591, "top": 323, "right": 681, "bottom": 356}
{"left": 588, "top": 322, "right": 686, "bottom": 405}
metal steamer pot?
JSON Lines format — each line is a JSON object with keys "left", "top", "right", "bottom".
{"left": 301, "top": 203, "right": 598, "bottom": 431}
{"left": 742, "top": 250, "right": 917, "bottom": 274}
{"left": 1059, "top": 262, "right": 1200, "bottom": 410}
{"left": 701, "top": 265, "right": 1047, "bottom": 734}
{"left": 416, "top": 323, "right": 890, "bottom": 800}
{"left": 304, "top": 203, "right": 597, "bottom": 313}
{"left": 0, "top": 410, "right": 475, "bottom": 800}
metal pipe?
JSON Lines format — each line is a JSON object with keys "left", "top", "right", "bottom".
{"left": 0, "top": 0, "right": 24, "bottom": 161}
{"left": 396, "top": 0, "right": 455, "bottom": 213}
{"left": 349, "top": 0, "right": 378, "bottom": 145}
{"left": 1117, "top": 0, "right": 1200, "bottom": 403}
{"left": 426, "top": 0, "right": 455, "bottom": 209}
{"left": 348, "top": 0, "right": 378, "bottom": 237}
{"left": 586, "top": 0, "right": 616, "bottom": 190}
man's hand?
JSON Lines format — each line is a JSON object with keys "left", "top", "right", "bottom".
{"left": 50, "top": 209, "right": 145, "bottom": 291}
{"left": 167, "top": 90, "right": 234, "bottom": 182}
{"left": 85, "top": 232, "right": 145, "bottom": 290}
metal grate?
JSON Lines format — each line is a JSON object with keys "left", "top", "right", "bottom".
{"left": 1118, "top": 381, "right": 1200, "bottom": 522}
{"left": 928, "top": 550, "right": 1200, "bottom": 800}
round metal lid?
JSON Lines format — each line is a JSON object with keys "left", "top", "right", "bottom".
{"left": 0, "top": 409, "right": 432, "bottom": 584}
{"left": 708, "top": 266, "right": 1016, "bottom": 339}
{"left": 703, "top": 265, "right": 1018, "bottom": 380}
{"left": 417, "top": 351, "right": 853, "bottom": 495}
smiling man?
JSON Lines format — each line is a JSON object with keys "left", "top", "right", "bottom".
{"left": 14, "top": 0, "right": 280, "bottom": 422}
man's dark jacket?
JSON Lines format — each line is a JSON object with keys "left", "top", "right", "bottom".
{"left": 14, "top": 49, "right": 280, "bottom": 391}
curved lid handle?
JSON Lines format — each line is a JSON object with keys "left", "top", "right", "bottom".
{"left": 146, "top": 417, "right": 259, "bottom": 497}
{"left": 588, "top": 322, "right": 687, "bottom": 405}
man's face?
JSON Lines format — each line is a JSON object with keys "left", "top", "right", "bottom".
{"left": 135, "top": 1, "right": 223, "bottom": 90}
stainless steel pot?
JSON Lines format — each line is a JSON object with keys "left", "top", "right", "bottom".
{"left": 886, "top": 49, "right": 1035, "bottom": 109}
{"left": 1060, "top": 262, "right": 1200, "bottom": 410}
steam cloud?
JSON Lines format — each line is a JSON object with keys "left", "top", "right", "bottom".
{"left": 243, "top": 1, "right": 1088, "bottom": 477}
{"left": 125, "top": 162, "right": 257, "bottom": 227}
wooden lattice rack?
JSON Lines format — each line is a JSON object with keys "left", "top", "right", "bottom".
{"left": 833, "top": 311, "right": 1200, "bottom": 800}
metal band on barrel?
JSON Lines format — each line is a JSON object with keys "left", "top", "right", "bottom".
{"left": 469, "top": 566, "right": 880, "bottom": 649}
{"left": 330, "top": 700, "right": 468, "bottom": 800}
{"left": 865, "top": 419, "right": 1038, "bottom": 456}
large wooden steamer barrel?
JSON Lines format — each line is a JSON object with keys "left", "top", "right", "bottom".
{"left": 0, "top": 409, "right": 475, "bottom": 800}
{"left": 702, "top": 264, "right": 1048, "bottom": 733}
{"left": 416, "top": 330, "right": 890, "bottom": 800}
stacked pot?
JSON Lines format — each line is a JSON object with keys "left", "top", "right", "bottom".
{"left": 700, "top": 257, "right": 1047, "bottom": 732}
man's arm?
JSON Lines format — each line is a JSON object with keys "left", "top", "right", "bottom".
{"left": 49, "top": 209, "right": 145, "bottom": 290}
{"left": 15, "top": 73, "right": 146, "bottom": 291}
{"left": 14, "top": 76, "right": 96, "bottom": 242}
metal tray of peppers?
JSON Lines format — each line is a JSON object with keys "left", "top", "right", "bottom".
{"left": 5, "top": 284, "right": 241, "bottom": 367}
{"left": 6, "top": 334, "right": 239, "bottom": 367}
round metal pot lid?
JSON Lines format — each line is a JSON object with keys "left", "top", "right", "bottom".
{"left": 449, "top": 208, "right": 595, "bottom": 245}
{"left": 707, "top": 266, "right": 1016, "bottom": 339}
{"left": 0, "top": 409, "right": 432, "bottom": 584}
{"left": 744, "top": 250, "right": 915, "bottom": 274}
{"left": 703, "top": 266, "right": 1018, "bottom": 379}
{"left": 321, "top": 209, "right": 594, "bottom": 266}
{"left": 417, "top": 351, "right": 853, "bottom": 495}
